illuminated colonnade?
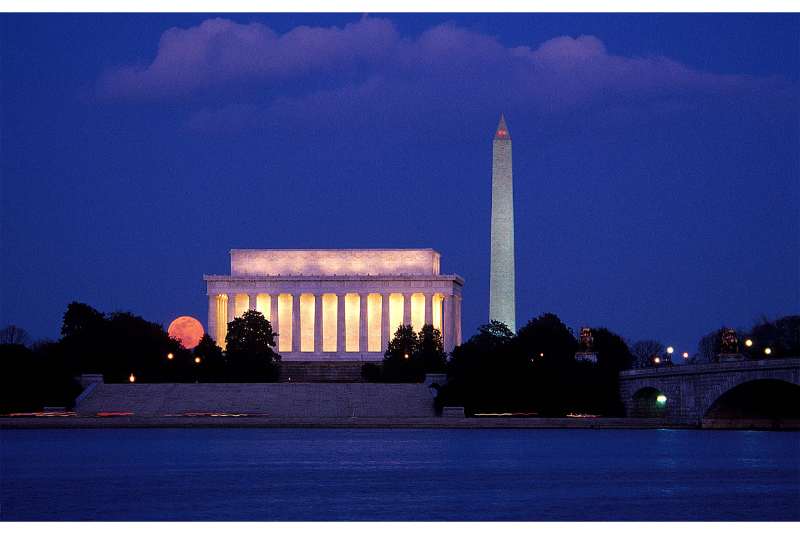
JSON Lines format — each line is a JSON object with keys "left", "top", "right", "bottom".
{"left": 205, "top": 249, "right": 464, "bottom": 361}
{"left": 207, "top": 290, "right": 459, "bottom": 359}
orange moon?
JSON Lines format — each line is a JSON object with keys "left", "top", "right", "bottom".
{"left": 167, "top": 316, "right": 204, "bottom": 349}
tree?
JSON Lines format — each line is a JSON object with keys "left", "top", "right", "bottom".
{"left": 417, "top": 324, "right": 446, "bottom": 373}
{"left": 749, "top": 315, "right": 800, "bottom": 358}
{"left": 224, "top": 310, "right": 280, "bottom": 382}
{"left": 59, "top": 302, "right": 108, "bottom": 373}
{"left": 0, "top": 325, "right": 30, "bottom": 346}
{"left": 381, "top": 324, "right": 423, "bottom": 382}
{"left": 194, "top": 334, "right": 226, "bottom": 381}
{"left": 514, "top": 313, "right": 579, "bottom": 415}
{"left": 588, "top": 327, "right": 634, "bottom": 416}
{"left": 61, "top": 302, "right": 105, "bottom": 339}
{"left": 631, "top": 340, "right": 664, "bottom": 368}
{"left": 439, "top": 320, "right": 520, "bottom": 414}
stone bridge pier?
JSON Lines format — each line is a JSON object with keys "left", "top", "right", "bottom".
{"left": 619, "top": 358, "right": 800, "bottom": 427}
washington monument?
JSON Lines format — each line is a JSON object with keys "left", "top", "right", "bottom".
{"left": 489, "top": 114, "right": 516, "bottom": 332}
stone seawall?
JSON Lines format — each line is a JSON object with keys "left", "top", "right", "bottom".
{"left": 74, "top": 383, "right": 436, "bottom": 418}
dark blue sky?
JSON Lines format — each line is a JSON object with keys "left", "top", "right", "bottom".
{"left": 1, "top": 13, "right": 798, "bottom": 355}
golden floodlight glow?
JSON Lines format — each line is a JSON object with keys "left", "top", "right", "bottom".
{"left": 299, "top": 293, "right": 315, "bottom": 352}
{"left": 404, "top": 353, "right": 409, "bottom": 359}
{"left": 345, "top": 293, "right": 360, "bottom": 352}
{"left": 129, "top": 373, "right": 136, "bottom": 383}
{"left": 431, "top": 293, "right": 444, "bottom": 332}
{"left": 215, "top": 294, "right": 228, "bottom": 349}
{"left": 234, "top": 293, "right": 249, "bottom": 318}
{"left": 277, "top": 294, "right": 293, "bottom": 353}
{"left": 745, "top": 339, "right": 753, "bottom": 347}
{"left": 389, "top": 293, "right": 404, "bottom": 335}
{"left": 167, "top": 352, "right": 174, "bottom": 360}
{"left": 764, "top": 347, "right": 772, "bottom": 355}
{"left": 322, "top": 294, "right": 338, "bottom": 352}
{"left": 666, "top": 346, "right": 674, "bottom": 354}
{"left": 410, "top": 293, "right": 425, "bottom": 333}
{"left": 195, "top": 356, "right": 201, "bottom": 364}
{"left": 654, "top": 357, "right": 661, "bottom": 364}
{"left": 367, "top": 294, "right": 382, "bottom": 352}
{"left": 256, "top": 294, "right": 271, "bottom": 321}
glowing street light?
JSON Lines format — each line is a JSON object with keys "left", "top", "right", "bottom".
{"left": 666, "top": 346, "right": 674, "bottom": 355}
{"left": 539, "top": 352, "right": 544, "bottom": 357}
{"left": 653, "top": 356, "right": 661, "bottom": 364}
{"left": 129, "top": 373, "right": 136, "bottom": 383}
{"left": 682, "top": 351, "right": 689, "bottom": 359}
{"left": 764, "top": 347, "right": 772, "bottom": 355}
{"left": 194, "top": 356, "right": 201, "bottom": 364}
{"left": 745, "top": 339, "right": 753, "bottom": 348}
{"left": 167, "top": 352, "right": 174, "bottom": 360}
{"left": 656, "top": 394, "right": 667, "bottom": 405}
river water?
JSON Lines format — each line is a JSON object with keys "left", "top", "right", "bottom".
{"left": 1, "top": 428, "right": 798, "bottom": 520}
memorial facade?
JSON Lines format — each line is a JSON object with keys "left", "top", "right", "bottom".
{"left": 204, "top": 249, "right": 464, "bottom": 361}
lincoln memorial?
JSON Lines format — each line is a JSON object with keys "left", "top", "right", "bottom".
{"left": 204, "top": 249, "right": 464, "bottom": 361}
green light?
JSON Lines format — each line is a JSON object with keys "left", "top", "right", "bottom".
{"left": 656, "top": 394, "right": 667, "bottom": 405}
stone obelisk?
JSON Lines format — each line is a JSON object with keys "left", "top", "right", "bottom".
{"left": 489, "top": 113, "right": 516, "bottom": 332}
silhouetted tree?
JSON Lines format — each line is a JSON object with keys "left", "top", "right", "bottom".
{"left": 0, "top": 325, "right": 30, "bottom": 346}
{"left": 194, "top": 334, "right": 226, "bottom": 382}
{"left": 381, "top": 324, "right": 423, "bottom": 382}
{"left": 631, "top": 340, "right": 664, "bottom": 368}
{"left": 417, "top": 324, "right": 446, "bottom": 373}
{"left": 440, "top": 320, "right": 520, "bottom": 414}
{"left": 515, "top": 313, "right": 579, "bottom": 415}
{"left": 749, "top": 315, "right": 800, "bottom": 358}
{"left": 0, "top": 342, "right": 80, "bottom": 414}
{"left": 224, "top": 310, "right": 280, "bottom": 382}
{"left": 588, "top": 327, "right": 633, "bottom": 416}
{"left": 59, "top": 302, "right": 108, "bottom": 373}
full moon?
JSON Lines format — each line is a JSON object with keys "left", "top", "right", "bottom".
{"left": 167, "top": 316, "right": 204, "bottom": 349}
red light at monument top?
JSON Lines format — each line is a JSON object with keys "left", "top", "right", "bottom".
{"left": 168, "top": 316, "right": 204, "bottom": 349}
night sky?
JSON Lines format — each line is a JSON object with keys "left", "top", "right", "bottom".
{"left": 1, "top": 13, "right": 798, "bottom": 355}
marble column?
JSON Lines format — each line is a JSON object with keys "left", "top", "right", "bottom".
{"left": 270, "top": 294, "right": 279, "bottom": 332}
{"left": 359, "top": 294, "right": 369, "bottom": 353}
{"left": 403, "top": 293, "right": 412, "bottom": 326}
{"left": 381, "top": 293, "right": 391, "bottom": 350}
{"left": 455, "top": 295, "right": 463, "bottom": 346}
{"left": 291, "top": 294, "right": 300, "bottom": 353}
{"left": 424, "top": 293, "right": 433, "bottom": 327}
{"left": 226, "top": 293, "right": 236, "bottom": 323}
{"left": 248, "top": 293, "right": 257, "bottom": 311}
{"left": 314, "top": 294, "right": 323, "bottom": 354}
{"left": 337, "top": 293, "right": 347, "bottom": 353}
{"left": 208, "top": 295, "right": 217, "bottom": 342}
{"left": 443, "top": 295, "right": 455, "bottom": 353}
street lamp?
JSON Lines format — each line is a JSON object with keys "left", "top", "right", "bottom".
{"left": 666, "top": 346, "right": 674, "bottom": 355}
{"left": 656, "top": 394, "right": 667, "bottom": 405}
{"left": 195, "top": 356, "right": 201, "bottom": 364}
{"left": 653, "top": 356, "right": 661, "bottom": 365}
{"left": 745, "top": 339, "right": 753, "bottom": 348}
{"left": 129, "top": 373, "right": 136, "bottom": 383}
{"left": 764, "top": 347, "right": 772, "bottom": 355}
{"left": 404, "top": 353, "right": 409, "bottom": 360}
{"left": 167, "top": 352, "right": 174, "bottom": 360}
{"left": 682, "top": 351, "right": 689, "bottom": 359}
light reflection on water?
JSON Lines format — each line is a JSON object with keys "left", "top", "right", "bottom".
{"left": 1, "top": 428, "right": 798, "bottom": 521}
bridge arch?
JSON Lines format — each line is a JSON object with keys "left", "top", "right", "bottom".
{"left": 704, "top": 378, "right": 800, "bottom": 420}
{"left": 629, "top": 386, "right": 669, "bottom": 417}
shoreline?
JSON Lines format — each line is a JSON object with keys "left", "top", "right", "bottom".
{"left": 2, "top": 416, "right": 796, "bottom": 430}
